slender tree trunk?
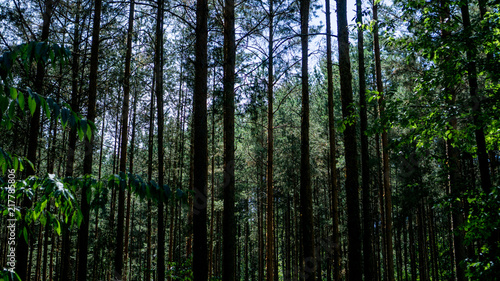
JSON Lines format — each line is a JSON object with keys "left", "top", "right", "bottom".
{"left": 154, "top": 0, "right": 166, "bottom": 278}
{"left": 115, "top": 0, "right": 135, "bottom": 278}
{"left": 146, "top": 71, "right": 155, "bottom": 281}
{"left": 223, "top": 0, "right": 236, "bottom": 277}
{"left": 428, "top": 207, "right": 439, "bottom": 281}
{"left": 357, "top": 0, "right": 375, "bottom": 279}
{"left": 460, "top": 0, "right": 492, "bottom": 194}
{"left": 78, "top": 0, "right": 101, "bottom": 279}
{"left": 266, "top": 0, "right": 275, "bottom": 279}
{"left": 208, "top": 97, "right": 215, "bottom": 278}
{"left": 258, "top": 172, "right": 264, "bottom": 281}
{"left": 193, "top": 0, "right": 209, "bottom": 278}
{"left": 124, "top": 88, "right": 138, "bottom": 281}
{"left": 417, "top": 202, "right": 428, "bottom": 281}
{"left": 373, "top": 2, "right": 394, "bottom": 280}
{"left": 285, "top": 198, "right": 291, "bottom": 280}
{"left": 325, "top": 0, "right": 340, "bottom": 279}
{"left": 19, "top": 1, "right": 53, "bottom": 279}
{"left": 409, "top": 215, "right": 416, "bottom": 281}
{"left": 300, "top": 0, "right": 316, "bottom": 279}
{"left": 337, "top": 0, "right": 362, "bottom": 279}
{"left": 61, "top": 5, "right": 80, "bottom": 269}
{"left": 245, "top": 200, "right": 250, "bottom": 281}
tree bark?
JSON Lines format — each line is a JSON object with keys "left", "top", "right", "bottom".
{"left": 193, "top": 0, "right": 209, "bottom": 278}
{"left": 325, "top": 0, "right": 340, "bottom": 279}
{"left": 115, "top": 0, "right": 135, "bottom": 278}
{"left": 266, "top": 0, "right": 275, "bottom": 279}
{"left": 373, "top": 3, "right": 394, "bottom": 280}
{"left": 124, "top": 84, "right": 138, "bottom": 281}
{"left": 154, "top": 0, "right": 166, "bottom": 278}
{"left": 357, "top": 0, "right": 375, "bottom": 279}
{"left": 459, "top": 0, "right": 492, "bottom": 194}
{"left": 61, "top": 1, "right": 82, "bottom": 278}
{"left": 18, "top": 1, "right": 53, "bottom": 279}
{"left": 77, "top": 0, "right": 101, "bottom": 279}
{"left": 300, "top": 0, "right": 316, "bottom": 279}
{"left": 337, "top": 0, "right": 362, "bottom": 279}
{"left": 146, "top": 69, "right": 155, "bottom": 281}
{"left": 222, "top": 0, "right": 236, "bottom": 278}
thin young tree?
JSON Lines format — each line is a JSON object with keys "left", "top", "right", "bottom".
{"left": 78, "top": 0, "right": 102, "bottom": 279}
{"left": 18, "top": 1, "right": 54, "bottom": 279}
{"left": 325, "top": 0, "right": 340, "bottom": 279}
{"left": 300, "top": 0, "right": 316, "bottom": 279}
{"left": 373, "top": 2, "right": 394, "bottom": 279}
{"left": 266, "top": 0, "right": 275, "bottom": 279}
{"left": 115, "top": 0, "right": 135, "bottom": 278}
{"left": 357, "top": 0, "right": 375, "bottom": 279}
{"left": 222, "top": 0, "right": 236, "bottom": 278}
{"left": 459, "top": 0, "right": 492, "bottom": 194}
{"left": 154, "top": 0, "right": 166, "bottom": 279}
{"left": 146, "top": 72, "right": 155, "bottom": 281}
{"left": 193, "top": 0, "right": 209, "bottom": 279}
{"left": 336, "top": 0, "right": 362, "bottom": 279}
{"left": 438, "top": 1, "right": 466, "bottom": 279}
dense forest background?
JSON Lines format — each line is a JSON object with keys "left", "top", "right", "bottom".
{"left": 0, "top": 0, "right": 499, "bottom": 280}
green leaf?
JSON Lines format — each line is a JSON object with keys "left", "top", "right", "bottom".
{"left": 61, "top": 108, "right": 70, "bottom": 128}
{"left": 28, "top": 95, "right": 36, "bottom": 116}
{"left": 8, "top": 100, "right": 16, "bottom": 119}
{"left": 77, "top": 126, "right": 84, "bottom": 141}
{"left": 39, "top": 96, "right": 50, "bottom": 119}
{"left": 10, "top": 87, "right": 17, "bottom": 100}
{"left": 69, "top": 113, "right": 76, "bottom": 129}
{"left": 86, "top": 123, "right": 93, "bottom": 141}
{"left": 22, "top": 227, "right": 28, "bottom": 244}
{"left": 54, "top": 218, "right": 61, "bottom": 235}
{"left": 17, "top": 90, "right": 25, "bottom": 110}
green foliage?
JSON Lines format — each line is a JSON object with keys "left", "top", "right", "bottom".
{"left": 166, "top": 256, "right": 193, "bottom": 280}
{"left": 463, "top": 186, "right": 500, "bottom": 280}
{"left": 108, "top": 172, "right": 191, "bottom": 205}
{"left": 0, "top": 171, "right": 192, "bottom": 248}
{"left": 0, "top": 269, "right": 21, "bottom": 281}
{"left": 0, "top": 174, "right": 82, "bottom": 239}
{"left": 0, "top": 42, "right": 94, "bottom": 174}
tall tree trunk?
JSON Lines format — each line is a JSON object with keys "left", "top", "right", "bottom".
{"left": 373, "top": 3, "right": 394, "bottom": 280}
{"left": 417, "top": 202, "right": 428, "bottom": 281}
{"left": 223, "top": 0, "right": 236, "bottom": 278}
{"left": 208, "top": 94, "right": 215, "bottom": 278}
{"left": 77, "top": 0, "right": 101, "bottom": 279}
{"left": 193, "top": 0, "right": 209, "bottom": 278}
{"left": 357, "top": 0, "right": 375, "bottom": 279}
{"left": 146, "top": 73, "right": 155, "bottom": 281}
{"left": 337, "top": 0, "right": 362, "bottom": 279}
{"left": 115, "top": 0, "right": 135, "bottom": 278}
{"left": 61, "top": 2, "right": 81, "bottom": 276}
{"left": 459, "top": 1, "right": 491, "bottom": 194}
{"left": 266, "top": 0, "right": 275, "bottom": 279}
{"left": 325, "top": 0, "right": 340, "bottom": 279}
{"left": 438, "top": 1, "right": 466, "bottom": 278}
{"left": 245, "top": 198, "right": 250, "bottom": 281}
{"left": 300, "top": 0, "right": 316, "bottom": 279}
{"left": 409, "top": 216, "right": 417, "bottom": 281}
{"left": 18, "top": 1, "right": 53, "bottom": 279}
{"left": 154, "top": 0, "right": 166, "bottom": 278}
{"left": 124, "top": 88, "right": 138, "bottom": 281}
